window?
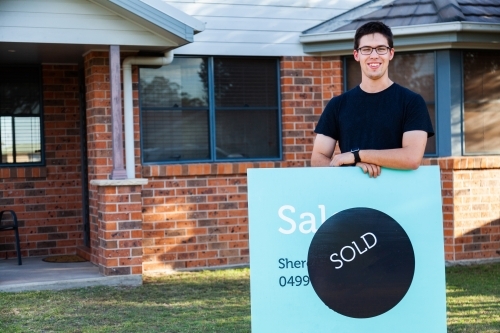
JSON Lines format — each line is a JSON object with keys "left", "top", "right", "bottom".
{"left": 139, "top": 57, "right": 281, "bottom": 164}
{"left": 345, "top": 52, "right": 436, "bottom": 155}
{"left": 463, "top": 50, "right": 500, "bottom": 155}
{"left": 0, "top": 66, "right": 43, "bottom": 166}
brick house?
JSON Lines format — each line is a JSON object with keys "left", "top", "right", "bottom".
{"left": 1, "top": 0, "right": 499, "bottom": 278}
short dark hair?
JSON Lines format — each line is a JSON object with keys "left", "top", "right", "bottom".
{"left": 354, "top": 21, "right": 393, "bottom": 50}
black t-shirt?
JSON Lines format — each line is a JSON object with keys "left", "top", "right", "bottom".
{"left": 314, "top": 83, "right": 435, "bottom": 153}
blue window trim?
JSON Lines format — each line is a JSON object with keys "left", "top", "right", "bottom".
{"left": 139, "top": 56, "right": 283, "bottom": 165}
{"left": 0, "top": 65, "right": 45, "bottom": 168}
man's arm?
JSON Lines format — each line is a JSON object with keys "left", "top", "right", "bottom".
{"left": 311, "top": 134, "right": 336, "bottom": 167}
{"left": 312, "top": 134, "right": 381, "bottom": 177}
{"left": 330, "top": 130, "right": 428, "bottom": 170}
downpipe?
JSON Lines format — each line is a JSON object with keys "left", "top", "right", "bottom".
{"left": 122, "top": 51, "right": 174, "bottom": 179}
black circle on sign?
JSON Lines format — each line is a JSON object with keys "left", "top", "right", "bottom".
{"left": 307, "top": 207, "right": 415, "bottom": 319}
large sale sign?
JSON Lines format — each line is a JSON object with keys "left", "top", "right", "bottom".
{"left": 248, "top": 166, "right": 446, "bottom": 333}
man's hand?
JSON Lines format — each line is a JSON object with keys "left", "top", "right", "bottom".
{"left": 330, "top": 152, "right": 381, "bottom": 178}
{"left": 329, "top": 151, "right": 355, "bottom": 167}
{"left": 356, "top": 162, "right": 381, "bottom": 178}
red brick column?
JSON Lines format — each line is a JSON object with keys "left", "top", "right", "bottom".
{"left": 84, "top": 51, "right": 147, "bottom": 276}
{"left": 84, "top": 51, "right": 113, "bottom": 265}
{"left": 91, "top": 180, "right": 146, "bottom": 275}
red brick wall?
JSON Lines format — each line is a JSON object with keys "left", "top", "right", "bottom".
{"left": 80, "top": 54, "right": 345, "bottom": 274}
{"left": 141, "top": 168, "right": 250, "bottom": 271}
{"left": 0, "top": 64, "right": 83, "bottom": 259}
{"left": 423, "top": 157, "right": 500, "bottom": 261}
{"left": 5, "top": 54, "right": 499, "bottom": 274}
{"left": 281, "top": 56, "right": 343, "bottom": 164}
{"left": 139, "top": 56, "right": 344, "bottom": 274}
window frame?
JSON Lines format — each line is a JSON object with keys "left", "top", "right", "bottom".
{"left": 461, "top": 49, "right": 500, "bottom": 156}
{"left": 0, "top": 65, "right": 45, "bottom": 167}
{"left": 139, "top": 56, "right": 282, "bottom": 165}
{"left": 342, "top": 51, "right": 439, "bottom": 157}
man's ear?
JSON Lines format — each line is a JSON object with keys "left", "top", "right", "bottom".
{"left": 353, "top": 50, "right": 360, "bottom": 62}
{"left": 389, "top": 48, "right": 395, "bottom": 60}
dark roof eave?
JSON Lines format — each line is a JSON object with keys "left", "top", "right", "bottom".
{"left": 300, "top": 22, "right": 500, "bottom": 55}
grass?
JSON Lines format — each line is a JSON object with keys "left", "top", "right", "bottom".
{"left": 0, "top": 269, "right": 251, "bottom": 333}
{"left": 446, "top": 263, "right": 500, "bottom": 333}
{"left": 0, "top": 263, "right": 499, "bottom": 332}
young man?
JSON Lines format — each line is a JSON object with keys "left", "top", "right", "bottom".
{"left": 311, "top": 21, "right": 434, "bottom": 178}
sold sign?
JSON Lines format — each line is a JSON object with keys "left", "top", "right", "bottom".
{"left": 248, "top": 167, "right": 446, "bottom": 333}
{"left": 308, "top": 207, "right": 415, "bottom": 319}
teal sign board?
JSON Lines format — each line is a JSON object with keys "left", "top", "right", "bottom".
{"left": 248, "top": 166, "right": 446, "bottom": 333}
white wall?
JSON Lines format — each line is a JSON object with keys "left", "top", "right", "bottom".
{"left": 165, "top": 0, "right": 368, "bottom": 56}
{"left": 0, "top": 0, "right": 176, "bottom": 47}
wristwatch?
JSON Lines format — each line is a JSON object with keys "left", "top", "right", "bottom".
{"left": 351, "top": 148, "right": 361, "bottom": 164}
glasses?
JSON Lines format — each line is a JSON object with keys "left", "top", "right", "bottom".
{"left": 357, "top": 46, "right": 392, "bottom": 55}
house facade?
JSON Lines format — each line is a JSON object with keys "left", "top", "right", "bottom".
{"left": 0, "top": 0, "right": 499, "bottom": 277}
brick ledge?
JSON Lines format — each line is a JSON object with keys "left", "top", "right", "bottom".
{"left": 422, "top": 156, "right": 500, "bottom": 170}
{"left": 142, "top": 161, "right": 308, "bottom": 177}
{"left": 90, "top": 178, "right": 148, "bottom": 186}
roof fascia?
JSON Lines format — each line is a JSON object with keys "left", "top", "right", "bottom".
{"left": 139, "top": 0, "right": 205, "bottom": 33}
{"left": 303, "top": 0, "right": 396, "bottom": 35}
{"left": 300, "top": 22, "right": 500, "bottom": 55}
{"left": 89, "top": 0, "right": 205, "bottom": 45}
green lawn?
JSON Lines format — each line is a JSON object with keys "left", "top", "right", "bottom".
{"left": 446, "top": 263, "right": 500, "bottom": 333}
{"left": 0, "top": 263, "right": 499, "bottom": 332}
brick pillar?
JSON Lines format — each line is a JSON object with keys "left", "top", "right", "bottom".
{"left": 93, "top": 181, "right": 145, "bottom": 275}
{"left": 84, "top": 51, "right": 147, "bottom": 276}
{"left": 84, "top": 51, "right": 113, "bottom": 265}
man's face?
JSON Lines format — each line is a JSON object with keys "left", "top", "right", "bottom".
{"left": 353, "top": 33, "right": 394, "bottom": 82}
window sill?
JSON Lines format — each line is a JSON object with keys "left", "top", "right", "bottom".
{"left": 142, "top": 161, "right": 307, "bottom": 177}
{"left": 0, "top": 166, "right": 47, "bottom": 179}
{"left": 90, "top": 179, "right": 148, "bottom": 187}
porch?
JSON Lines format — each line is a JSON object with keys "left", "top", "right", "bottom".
{"left": 0, "top": 257, "right": 141, "bottom": 293}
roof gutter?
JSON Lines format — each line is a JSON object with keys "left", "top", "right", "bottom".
{"left": 122, "top": 51, "right": 174, "bottom": 179}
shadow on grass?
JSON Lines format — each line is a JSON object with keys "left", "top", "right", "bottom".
{"left": 446, "top": 263, "right": 500, "bottom": 333}
{"left": 0, "top": 269, "right": 251, "bottom": 333}
{"left": 2, "top": 264, "right": 500, "bottom": 333}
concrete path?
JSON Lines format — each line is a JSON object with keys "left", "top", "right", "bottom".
{"left": 0, "top": 257, "right": 142, "bottom": 292}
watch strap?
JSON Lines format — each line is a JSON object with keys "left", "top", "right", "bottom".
{"left": 351, "top": 148, "right": 361, "bottom": 164}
